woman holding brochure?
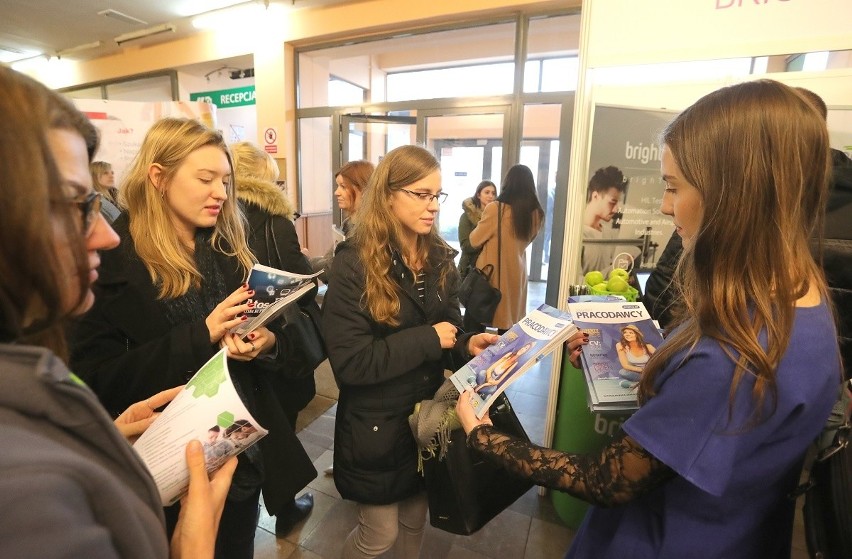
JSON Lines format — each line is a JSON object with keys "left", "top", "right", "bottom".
{"left": 0, "top": 66, "right": 234, "bottom": 559}
{"left": 456, "top": 80, "right": 841, "bottom": 558}
{"left": 322, "top": 145, "right": 497, "bottom": 558}
{"left": 69, "top": 117, "right": 315, "bottom": 559}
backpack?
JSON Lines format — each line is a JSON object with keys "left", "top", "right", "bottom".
{"left": 795, "top": 380, "right": 852, "bottom": 559}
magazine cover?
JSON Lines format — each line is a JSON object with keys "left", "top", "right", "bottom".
{"left": 450, "top": 304, "right": 577, "bottom": 419}
{"left": 231, "top": 263, "right": 322, "bottom": 337}
{"left": 566, "top": 300, "right": 663, "bottom": 412}
{"left": 133, "top": 349, "right": 268, "bottom": 505}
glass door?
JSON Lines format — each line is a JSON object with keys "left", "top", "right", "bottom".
{"left": 420, "top": 107, "right": 510, "bottom": 257}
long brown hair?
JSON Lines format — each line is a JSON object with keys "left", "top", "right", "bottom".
{"left": 496, "top": 164, "right": 544, "bottom": 240}
{"left": 639, "top": 80, "right": 832, "bottom": 423}
{"left": 336, "top": 159, "right": 375, "bottom": 215}
{"left": 351, "top": 145, "right": 448, "bottom": 326}
{"left": 121, "top": 118, "right": 254, "bottom": 299}
{"left": 0, "top": 67, "right": 94, "bottom": 358}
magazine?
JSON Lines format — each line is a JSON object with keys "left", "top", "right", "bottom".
{"left": 230, "top": 263, "right": 322, "bottom": 337}
{"left": 133, "top": 349, "right": 267, "bottom": 505}
{"left": 450, "top": 304, "right": 578, "bottom": 419}
{"left": 566, "top": 299, "right": 663, "bottom": 412}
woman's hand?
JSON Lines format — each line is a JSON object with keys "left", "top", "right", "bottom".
{"left": 221, "top": 326, "right": 275, "bottom": 362}
{"left": 468, "top": 333, "right": 499, "bottom": 357}
{"left": 170, "top": 441, "right": 237, "bottom": 559}
{"left": 433, "top": 321, "right": 459, "bottom": 349}
{"left": 455, "top": 388, "right": 493, "bottom": 434}
{"left": 114, "top": 386, "right": 183, "bottom": 443}
{"left": 566, "top": 330, "right": 589, "bottom": 369}
{"left": 206, "top": 284, "right": 254, "bottom": 344}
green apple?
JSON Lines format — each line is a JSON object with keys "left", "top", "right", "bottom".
{"left": 593, "top": 282, "right": 609, "bottom": 292}
{"left": 609, "top": 268, "right": 630, "bottom": 281}
{"left": 607, "top": 276, "right": 629, "bottom": 293}
{"left": 584, "top": 270, "right": 605, "bottom": 288}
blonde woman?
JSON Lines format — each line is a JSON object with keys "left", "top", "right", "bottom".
{"left": 69, "top": 118, "right": 308, "bottom": 559}
{"left": 321, "top": 145, "right": 496, "bottom": 558}
{"left": 230, "top": 140, "right": 319, "bottom": 537}
{"left": 90, "top": 160, "right": 121, "bottom": 222}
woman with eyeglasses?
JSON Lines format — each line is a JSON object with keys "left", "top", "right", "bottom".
{"left": 0, "top": 66, "right": 235, "bottom": 559}
{"left": 321, "top": 145, "right": 497, "bottom": 558}
{"left": 469, "top": 164, "right": 544, "bottom": 332}
{"left": 69, "top": 117, "right": 315, "bottom": 559}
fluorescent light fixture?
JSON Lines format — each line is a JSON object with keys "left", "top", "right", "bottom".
{"left": 176, "top": 0, "right": 252, "bottom": 18}
{"left": 97, "top": 9, "right": 148, "bottom": 26}
{"left": 0, "top": 44, "right": 41, "bottom": 64}
{"left": 114, "top": 23, "right": 176, "bottom": 46}
{"left": 57, "top": 40, "right": 103, "bottom": 57}
{"left": 192, "top": 2, "right": 285, "bottom": 30}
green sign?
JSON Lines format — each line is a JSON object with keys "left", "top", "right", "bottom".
{"left": 190, "top": 85, "right": 255, "bottom": 108}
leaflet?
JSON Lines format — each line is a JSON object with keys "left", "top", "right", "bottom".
{"left": 133, "top": 349, "right": 267, "bottom": 505}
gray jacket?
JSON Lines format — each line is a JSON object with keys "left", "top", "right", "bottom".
{"left": 0, "top": 344, "right": 168, "bottom": 558}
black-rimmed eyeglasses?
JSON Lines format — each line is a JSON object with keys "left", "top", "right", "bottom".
{"left": 75, "top": 191, "right": 102, "bottom": 237}
{"left": 397, "top": 188, "right": 448, "bottom": 205}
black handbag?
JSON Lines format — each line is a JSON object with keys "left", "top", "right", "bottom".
{"left": 423, "top": 393, "right": 534, "bottom": 535}
{"left": 459, "top": 203, "right": 502, "bottom": 326}
{"left": 264, "top": 219, "right": 328, "bottom": 375}
{"left": 459, "top": 264, "right": 501, "bottom": 325}
{"left": 801, "top": 380, "right": 852, "bottom": 559}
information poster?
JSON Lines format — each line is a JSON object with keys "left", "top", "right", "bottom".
{"left": 73, "top": 99, "right": 216, "bottom": 187}
{"left": 580, "top": 105, "right": 677, "bottom": 278}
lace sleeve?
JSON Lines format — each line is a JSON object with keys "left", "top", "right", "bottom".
{"left": 466, "top": 425, "right": 675, "bottom": 507}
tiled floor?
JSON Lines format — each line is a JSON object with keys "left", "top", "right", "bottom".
{"left": 250, "top": 280, "right": 812, "bottom": 558}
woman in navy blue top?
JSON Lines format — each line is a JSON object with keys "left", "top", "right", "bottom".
{"left": 456, "top": 80, "right": 842, "bottom": 558}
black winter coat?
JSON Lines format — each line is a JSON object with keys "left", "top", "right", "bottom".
{"left": 824, "top": 149, "right": 852, "bottom": 380}
{"left": 322, "top": 241, "right": 471, "bottom": 504}
{"left": 68, "top": 214, "right": 316, "bottom": 515}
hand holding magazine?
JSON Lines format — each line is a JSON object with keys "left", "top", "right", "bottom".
{"left": 450, "top": 304, "right": 577, "bottom": 419}
{"left": 231, "top": 263, "right": 322, "bottom": 337}
{"left": 133, "top": 349, "right": 267, "bottom": 505}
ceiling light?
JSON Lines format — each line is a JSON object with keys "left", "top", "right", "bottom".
{"left": 97, "top": 9, "right": 148, "bottom": 26}
{"left": 56, "top": 40, "right": 103, "bottom": 58}
{"left": 192, "top": 2, "right": 285, "bottom": 30}
{"left": 0, "top": 44, "right": 41, "bottom": 64}
{"left": 114, "top": 23, "right": 176, "bottom": 46}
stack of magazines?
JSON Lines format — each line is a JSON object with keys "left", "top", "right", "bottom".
{"left": 566, "top": 298, "right": 663, "bottom": 412}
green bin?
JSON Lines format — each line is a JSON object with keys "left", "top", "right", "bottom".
{"left": 550, "top": 352, "right": 632, "bottom": 528}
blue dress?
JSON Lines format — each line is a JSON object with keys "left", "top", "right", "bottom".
{"left": 566, "top": 303, "right": 840, "bottom": 558}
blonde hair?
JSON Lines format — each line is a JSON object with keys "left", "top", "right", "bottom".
{"left": 120, "top": 118, "right": 254, "bottom": 299}
{"left": 231, "top": 141, "right": 279, "bottom": 183}
{"left": 640, "top": 80, "right": 832, "bottom": 422}
{"left": 352, "top": 145, "right": 448, "bottom": 326}
{"left": 90, "top": 161, "right": 114, "bottom": 198}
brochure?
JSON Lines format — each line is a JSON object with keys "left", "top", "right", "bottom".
{"left": 566, "top": 299, "right": 663, "bottom": 412}
{"left": 450, "top": 304, "right": 578, "bottom": 419}
{"left": 133, "top": 349, "right": 267, "bottom": 505}
{"left": 231, "top": 263, "right": 322, "bottom": 337}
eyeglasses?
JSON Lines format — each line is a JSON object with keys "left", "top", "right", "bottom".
{"left": 397, "top": 188, "right": 448, "bottom": 205}
{"left": 74, "top": 191, "right": 102, "bottom": 236}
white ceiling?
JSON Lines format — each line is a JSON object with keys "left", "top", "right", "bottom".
{"left": 0, "top": 0, "right": 352, "bottom": 65}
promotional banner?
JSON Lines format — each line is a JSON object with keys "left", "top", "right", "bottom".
{"left": 73, "top": 99, "right": 216, "bottom": 187}
{"left": 580, "top": 105, "right": 677, "bottom": 279}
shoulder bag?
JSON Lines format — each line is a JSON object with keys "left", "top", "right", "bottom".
{"left": 459, "top": 203, "right": 502, "bottom": 326}
{"left": 422, "top": 392, "right": 534, "bottom": 535}
{"left": 264, "top": 219, "right": 327, "bottom": 374}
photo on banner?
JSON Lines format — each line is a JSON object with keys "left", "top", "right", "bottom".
{"left": 580, "top": 105, "right": 677, "bottom": 280}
